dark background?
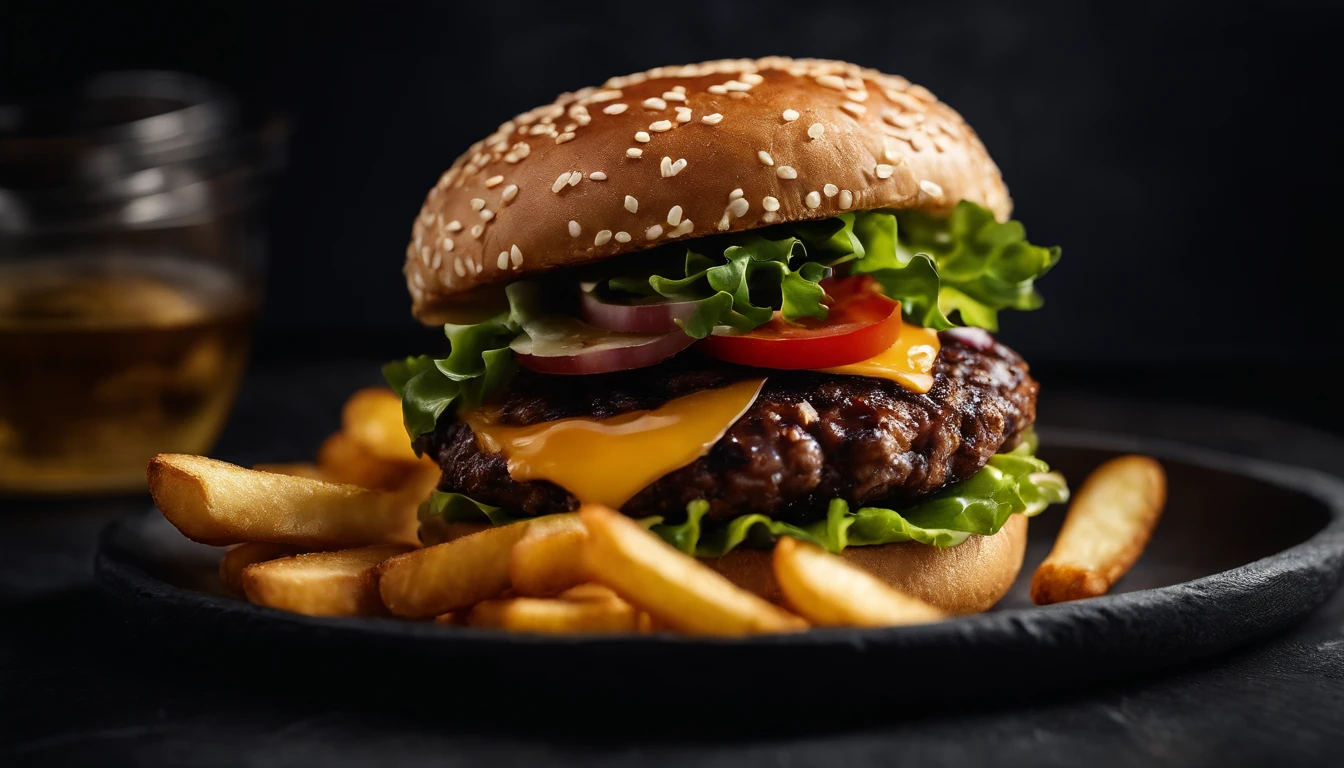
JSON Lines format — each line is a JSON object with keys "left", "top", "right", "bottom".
{"left": 4, "top": 0, "right": 1343, "bottom": 424}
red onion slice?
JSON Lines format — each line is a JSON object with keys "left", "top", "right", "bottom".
{"left": 510, "top": 316, "right": 695, "bottom": 375}
{"left": 579, "top": 284, "right": 699, "bottom": 334}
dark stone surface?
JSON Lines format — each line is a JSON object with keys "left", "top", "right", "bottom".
{"left": 4, "top": 359, "right": 1344, "bottom": 766}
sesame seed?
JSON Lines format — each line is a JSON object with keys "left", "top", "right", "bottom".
{"left": 741, "top": 72, "right": 765, "bottom": 85}
{"left": 667, "top": 205, "right": 683, "bottom": 226}
{"left": 729, "top": 188, "right": 744, "bottom": 200}
{"left": 823, "top": 183, "right": 839, "bottom": 197}
{"left": 672, "top": 85, "right": 686, "bottom": 93}
{"left": 624, "top": 195, "right": 639, "bottom": 213}
{"left": 590, "top": 89, "right": 622, "bottom": 102}
{"left": 727, "top": 197, "right": 749, "bottom": 217}
{"left": 595, "top": 229, "right": 613, "bottom": 246}
{"left": 555, "top": 132, "right": 576, "bottom": 144}
{"left": 643, "top": 97, "right": 667, "bottom": 110}
{"left": 645, "top": 224, "right": 664, "bottom": 240}
{"left": 446, "top": 219, "right": 463, "bottom": 232}
{"left": 846, "top": 90, "right": 869, "bottom": 102}
{"left": 497, "top": 251, "right": 510, "bottom": 270}
{"left": 485, "top": 175, "right": 504, "bottom": 188}
{"left": 663, "top": 91, "right": 686, "bottom": 102}
{"left": 808, "top": 123, "right": 825, "bottom": 139}
{"left": 470, "top": 198, "right": 486, "bottom": 211}
{"left": 716, "top": 212, "right": 732, "bottom": 231}
{"left": 471, "top": 224, "right": 484, "bottom": 238}
{"left": 701, "top": 113, "right": 724, "bottom": 125}
{"left": 816, "top": 74, "right": 846, "bottom": 90}
{"left": 615, "top": 231, "right": 631, "bottom": 243}
{"left": 675, "top": 106, "right": 692, "bottom": 123}
{"left": 724, "top": 80, "right": 752, "bottom": 92}
{"left": 430, "top": 252, "right": 442, "bottom": 270}
{"left": 470, "top": 259, "right": 482, "bottom": 275}
{"left": 782, "top": 109, "right": 800, "bottom": 122}
{"left": 567, "top": 171, "right": 581, "bottom": 187}
{"left": 480, "top": 209, "right": 494, "bottom": 221}
{"left": 762, "top": 195, "right": 780, "bottom": 212}
{"left": 841, "top": 101, "right": 866, "bottom": 117}
{"left": 568, "top": 220, "right": 581, "bottom": 237}
{"left": 762, "top": 211, "right": 780, "bottom": 224}
{"left": 511, "top": 244, "right": 523, "bottom": 267}
{"left": 776, "top": 165, "right": 798, "bottom": 179}
{"left": 669, "top": 219, "right": 694, "bottom": 237}
{"left": 669, "top": 158, "right": 687, "bottom": 176}
{"left": 626, "top": 147, "right": 643, "bottom": 158}
{"left": 442, "top": 237, "right": 454, "bottom": 251}
{"left": 649, "top": 120, "right": 673, "bottom": 132}
{"left": 920, "top": 179, "right": 944, "bottom": 197}
{"left": 757, "top": 150, "right": 774, "bottom": 166}
{"left": 875, "top": 164, "right": 893, "bottom": 179}
{"left": 838, "top": 189, "right": 854, "bottom": 209}
{"left": 707, "top": 84, "right": 728, "bottom": 94}
{"left": 635, "top": 131, "right": 650, "bottom": 142}
{"left": 805, "top": 191, "right": 822, "bottom": 209}
{"left": 589, "top": 171, "right": 607, "bottom": 181}
{"left": 660, "top": 156, "right": 672, "bottom": 177}
{"left": 552, "top": 172, "right": 572, "bottom": 193}
{"left": 603, "top": 103, "right": 628, "bottom": 115}
{"left": 454, "top": 259, "right": 466, "bottom": 277}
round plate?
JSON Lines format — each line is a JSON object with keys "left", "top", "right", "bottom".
{"left": 95, "top": 428, "right": 1344, "bottom": 722}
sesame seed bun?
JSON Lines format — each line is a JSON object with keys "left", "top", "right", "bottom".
{"left": 708, "top": 512, "right": 1029, "bottom": 616}
{"left": 405, "top": 57, "right": 1012, "bottom": 325}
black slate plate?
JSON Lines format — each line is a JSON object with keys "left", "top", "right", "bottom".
{"left": 95, "top": 428, "right": 1344, "bottom": 723}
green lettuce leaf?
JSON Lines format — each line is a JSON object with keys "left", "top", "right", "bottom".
{"left": 605, "top": 201, "right": 1058, "bottom": 334}
{"left": 417, "top": 489, "right": 530, "bottom": 527}
{"left": 382, "top": 284, "right": 538, "bottom": 440}
{"left": 648, "top": 442, "right": 1069, "bottom": 556}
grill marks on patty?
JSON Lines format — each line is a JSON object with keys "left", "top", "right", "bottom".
{"left": 419, "top": 334, "right": 1038, "bottom": 524}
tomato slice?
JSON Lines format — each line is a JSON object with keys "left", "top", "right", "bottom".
{"left": 697, "top": 276, "right": 903, "bottom": 369}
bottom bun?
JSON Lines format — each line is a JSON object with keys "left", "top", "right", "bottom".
{"left": 704, "top": 514, "right": 1029, "bottom": 615}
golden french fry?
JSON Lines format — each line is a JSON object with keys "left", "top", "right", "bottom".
{"left": 251, "top": 462, "right": 327, "bottom": 481}
{"left": 578, "top": 504, "right": 806, "bottom": 636}
{"left": 317, "top": 432, "right": 433, "bottom": 492}
{"left": 377, "top": 516, "right": 571, "bottom": 618}
{"left": 1031, "top": 455, "right": 1167, "bottom": 605}
{"left": 558, "top": 583, "right": 623, "bottom": 603}
{"left": 148, "top": 454, "right": 419, "bottom": 548}
{"left": 342, "top": 387, "right": 422, "bottom": 463}
{"left": 241, "top": 544, "right": 411, "bottom": 617}
{"left": 219, "top": 541, "right": 302, "bottom": 598}
{"left": 773, "top": 537, "right": 946, "bottom": 627}
{"left": 466, "top": 597, "right": 641, "bottom": 634}
{"left": 509, "top": 514, "right": 589, "bottom": 596}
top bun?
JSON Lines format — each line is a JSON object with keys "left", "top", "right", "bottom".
{"left": 405, "top": 57, "right": 1011, "bottom": 324}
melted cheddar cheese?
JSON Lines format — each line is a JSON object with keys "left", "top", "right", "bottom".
{"left": 817, "top": 324, "right": 941, "bottom": 393}
{"left": 463, "top": 378, "right": 765, "bottom": 508}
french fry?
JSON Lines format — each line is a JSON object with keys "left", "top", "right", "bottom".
{"left": 558, "top": 583, "right": 623, "bottom": 603}
{"left": 341, "top": 387, "right": 422, "bottom": 463}
{"left": 1031, "top": 455, "right": 1167, "bottom": 605}
{"left": 148, "top": 454, "right": 419, "bottom": 548}
{"left": 773, "top": 537, "right": 946, "bottom": 627}
{"left": 578, "top": 504, "right": 806, "bottom": 636}
{"left": 241, "top": 544, "right": 411, "bottom": 617}
{"left": 317, "top": 432, "right": 431, "bottom": 492}
{"left": 509, "top": 514, "right": 589, "bottom": 596}
{"left": 377, "top": 516, "right": 571, "bottom": 618}
{"left": 466, "top": 597, "right": 641, "bottom": 634}
{"left": 219, "top": 541, "right": 301, "bottom": 598}
{"left": 251, "top": 463, "right": 327, "bottom": 481}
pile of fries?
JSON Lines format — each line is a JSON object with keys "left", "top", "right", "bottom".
{"left": 148, "top": 387, "right": 1168, "bottom": 635}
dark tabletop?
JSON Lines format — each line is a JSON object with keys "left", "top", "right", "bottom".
{"left": 3, "top": 359, "right": 1344, "bottom": 767}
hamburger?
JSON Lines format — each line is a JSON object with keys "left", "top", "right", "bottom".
{"left": 386, "top": 57, "right": 1068, "bottom": 615}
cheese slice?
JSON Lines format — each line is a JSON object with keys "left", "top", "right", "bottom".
{"left": 816, "top": 325, "right": 941, "bottom": 393}
{"left": 463, "top": 378, "right": 765, "bottom": 508}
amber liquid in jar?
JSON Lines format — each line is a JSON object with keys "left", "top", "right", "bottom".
{"left": 0, "top": 256, "right": 257, "bottom": 495}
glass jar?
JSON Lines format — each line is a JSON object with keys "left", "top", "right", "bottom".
{"left": 0, "top": 71, "right": 282, "bottom": 495}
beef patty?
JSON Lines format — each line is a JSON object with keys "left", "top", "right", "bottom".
{"left": 419, "top": 333, "right": 1038, "bottom": 524}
